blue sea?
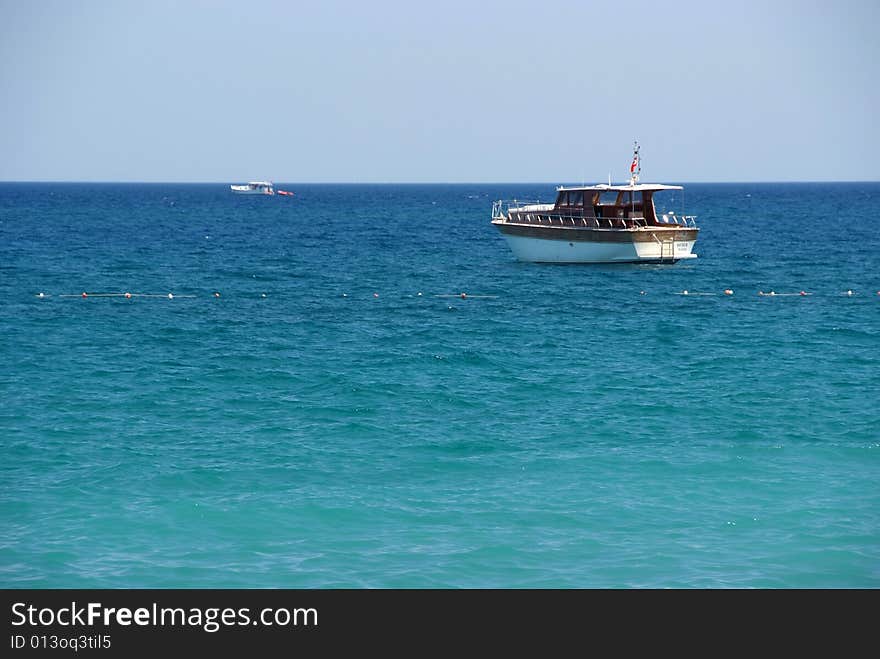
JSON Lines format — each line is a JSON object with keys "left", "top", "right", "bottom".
{"left": 1, "top": 182, "right": 878, "bottom": 588}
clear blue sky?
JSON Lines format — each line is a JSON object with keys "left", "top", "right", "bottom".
{"left": 2, "top": 0, "right": 877, "bottom": 182}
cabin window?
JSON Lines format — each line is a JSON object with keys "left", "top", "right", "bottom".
{"left": 652, "top": 190, "right": 678, "bottom": 215}
{"left": 557, "top": 191, "right": 583, "bottom": 207}
{"left": 598, "top": 191, "right": 618, "bottom": 205}
{"left": 621, "top": 190, "right": 644, "bottom": 206}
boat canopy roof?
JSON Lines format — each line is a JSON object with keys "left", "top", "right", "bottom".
{"left": 557, "top": 183, "right": 683, "bottom": 192}
{"left": 249, "top": 181, "right": 273, "bottom": 186}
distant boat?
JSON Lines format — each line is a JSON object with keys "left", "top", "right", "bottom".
{"left": 491, "top": 143, "right": 699, "bottom": 263}
{"left": 230, "top": 181, "right": 275, "bottom": 195}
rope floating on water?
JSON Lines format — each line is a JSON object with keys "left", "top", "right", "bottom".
{"left": 52, "top": 292, "right": 196, "bottom": 299}
{"left": 434, "top": 293, "right": 498, "bottom": 299}
{"left": 32, "top": 288, "right": 879, "bottom": 301}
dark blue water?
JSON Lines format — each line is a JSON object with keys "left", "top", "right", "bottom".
{"left": 1, "top": 182, "right": 878, "bottom": 587}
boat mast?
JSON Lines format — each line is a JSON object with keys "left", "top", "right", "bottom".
{"left": 629, "top": 141, "right": 640, "bottom": 186}
{"left": 629, "top": 141, "right": 640, "bottom": 215}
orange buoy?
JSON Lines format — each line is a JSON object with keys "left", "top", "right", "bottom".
{"left": 124, "top": 292, "right": 132, "bottom": 299}
{"left": 82, "top": 292, "right": 88, "bottom": 298}
{"left": 461, "top": 292, "right": 467, "bottom": 299}
{"left": 800, "top": 291, "right": 807, "bottom": 296}
{"left": 723, "top": 289, "right": 733, "bottom": 295}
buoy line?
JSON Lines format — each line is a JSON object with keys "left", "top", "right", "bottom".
{"left": 53, "top": 292, "right": 196, "bottom": 299}
{"left": 434, "top": 293, "right": 498, "bottom": 299}
{"left": 33, "top": 288, "right": 879, "bottom": 301}
{"left": 757, "top": 291, "right": 811, "bottom": 297}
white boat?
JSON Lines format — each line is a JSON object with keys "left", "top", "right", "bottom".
{"left": 230, "top": 181, "right": 275, "bottom": 195}
{"left": 491, "top": 144, "right": 698, "bottom": 263}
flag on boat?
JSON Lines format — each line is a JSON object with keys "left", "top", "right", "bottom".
{"left": 630, "top": 154, "right": 639, "bottom": 173}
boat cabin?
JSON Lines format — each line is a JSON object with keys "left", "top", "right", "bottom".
{"left": 231, "top": 180, "right": 275, "bottom": 195}
{"left": 553, "top": 183, "right": 683, "bottom": 227}
{"left": 247, "top": 181, "right": 274, "bottom": 192}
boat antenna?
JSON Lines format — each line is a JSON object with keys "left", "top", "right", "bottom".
{"left": 629, "top": 141, "right": 640, "bottom": 186}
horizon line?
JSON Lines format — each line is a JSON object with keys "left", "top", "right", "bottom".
{"left": 2, "top": 179, "right": 880, "bottom": 185}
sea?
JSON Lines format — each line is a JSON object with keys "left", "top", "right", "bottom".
{"left": 1, "top": 182, "right": 878, "bottom": 588}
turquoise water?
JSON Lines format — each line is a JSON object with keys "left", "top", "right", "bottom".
{"left": 1, "top": 182, "right": 878, "bottom": 588}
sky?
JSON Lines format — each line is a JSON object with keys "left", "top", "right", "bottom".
{"left": 1, "top": 0, "right": 878, "bottom": 183}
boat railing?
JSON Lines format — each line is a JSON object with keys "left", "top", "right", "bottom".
{"left": 493, "top": 200, "right": 698, "bottom": 229}
{"left": 492, "top": 199, "right": 550, "bottom": 220}
{"left": 658, "top": 213, "right": 698, "bottom": 227}
{"left": 503, "top": 214, "right": 648, "bottom": 229}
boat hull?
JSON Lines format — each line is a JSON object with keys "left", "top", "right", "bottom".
{"left": 493, "top": 222, "right": 698, "bottom": 263}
